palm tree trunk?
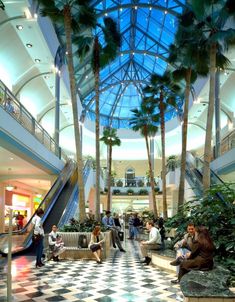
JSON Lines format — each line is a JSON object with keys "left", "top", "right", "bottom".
{"left": 178, "top": 68, "right": 192, "bottom": 211}
{"left": 159, "top": 93, "right": 168, "bottom": 219}
{"left": 63, "top": 5, "right": 85, "bottom": 222}
{"left": 144, "top": 133, "right": 158, "bottom": 218}
{"left": 107, "top": 144, "right": 112, "bottom": 211}
{"left": 94, "top": 36, "right": 101, "bottom": 221}
{"left": 203, "top": 43, "right": 217, "bottom": 192}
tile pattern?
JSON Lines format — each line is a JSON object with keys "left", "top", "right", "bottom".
{"left": 0, "top": 240, "right": 183, "bottom": 301}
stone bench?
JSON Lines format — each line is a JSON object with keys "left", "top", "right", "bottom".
{"left": 151, "top": 248, "right": 176, "bottom": 273}
{"left": 180, "top": 266, "right": 235, "bottom": 302}
{"left": 44, "top": 231, "right": 111, "bottom": 260}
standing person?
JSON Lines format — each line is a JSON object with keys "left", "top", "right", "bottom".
{"left": 102, "top": 210, "right": 126, "bottom": 252}
{"left": 48, "top": 225, "right": 65, "bottom": 261}
{"left": 133, "top": 213, "right": 141, "bottom": 240}
{"left": 128, "top": 213, "right": 134, "bottom": 239}
{"left": 140, "top": 221, "right": 161, "bottom": 265}
{"left": 173, "top": 227, "right": 214, "bottom": 283}
{"left": 32, "top": 208, "right": 45, "bottom": 268}
{"left": 16, "top": 211, "right": 24, "bottom": 230}
{"left": 89, "top": 225, "right": 105, "bottom": 264}
{"left": 113, "top": 213, "right": 122, "bottom": 230}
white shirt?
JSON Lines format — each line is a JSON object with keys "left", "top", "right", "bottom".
{"left": 32, "top": 215, "right": 44, "bottom": 236}
{"left": 146, "top": 226, "right": 161, "bottom": 245}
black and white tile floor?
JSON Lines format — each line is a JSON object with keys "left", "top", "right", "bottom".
{"left": 0, "top": 240, "right": 183, "bottom": 302}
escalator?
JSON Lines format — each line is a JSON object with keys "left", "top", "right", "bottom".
{"left": 185, "top": 152, "right": 225, "bottom": 199}
{"left": 0, "top": 159, "right": 93, "bottom": 255}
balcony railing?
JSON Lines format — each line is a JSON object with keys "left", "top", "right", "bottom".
{"left": 0, "top": 80, "right": 68, "bottom": 162}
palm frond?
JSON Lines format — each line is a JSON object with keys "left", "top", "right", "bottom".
{"left": 216, "top": 52, "right": 231, "bottom": 69}
{"left": 0, "top": 0, "right": 5, "bottom": 10}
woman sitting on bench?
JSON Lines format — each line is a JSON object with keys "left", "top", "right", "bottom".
{"left": 88, "top": 225, "right": 105, "bottom": 264}
{"left": 48, "top": 225, "right": 65, "bottom": 261}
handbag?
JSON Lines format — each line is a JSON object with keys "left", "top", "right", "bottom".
{"left": 33, "top": 234, "right": 42, "bottom": 245}
{"left": 78, "top": 234, "right": 88, "bottom": 248}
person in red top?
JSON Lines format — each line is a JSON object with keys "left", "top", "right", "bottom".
{"left": 16, "top": 211, "right": 24, "bottom": 230}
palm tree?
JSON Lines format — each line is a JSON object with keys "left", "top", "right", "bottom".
{"left": 130, "top": 102, "right": 159, "bottom": 219}
{"left": 0, "top": 1, "right": 5, "bottom": 10}
{"left": 100, "top": 127, "right": 121, "bottom": 211}
{"left": 143, "top": 71, "right": 181, "bottom": 219}
{"left": 168, "top": 25, "right": 209, "bottom": 210}
{"left": 166, "top": 155, "right": 179, "bottom": 173}
{"left": 180, "top": 0, "right": 235, "bottom": 191}
{"left": 36, "top": 0, "right": 97, "bottom": 222}
{"left": 91, "top": 19, "right": 121, "bottom": 221}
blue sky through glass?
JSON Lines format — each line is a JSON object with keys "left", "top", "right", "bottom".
{"left": 77, "top": 0, "right": 185, "bottom": 128}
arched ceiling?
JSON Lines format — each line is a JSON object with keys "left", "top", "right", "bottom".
{"left": 56, "top": 0, "right": 185, "bottom": 128}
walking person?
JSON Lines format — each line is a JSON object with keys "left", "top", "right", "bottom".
{"left": 89, "top": 225, "right": 105, "bottom": 264}
{"left": 32, "top": 208, "right": 45, "bottom": 268}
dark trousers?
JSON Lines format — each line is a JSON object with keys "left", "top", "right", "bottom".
{"left": 110, "top": 227, "right": 123, "bottom": 250}
{"left": 36, "top": 237, "right": 44, "bottom": 265}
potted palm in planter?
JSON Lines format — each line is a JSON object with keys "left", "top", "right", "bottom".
{"left": 127, "top": 189, "right": 134, "bottom": 195}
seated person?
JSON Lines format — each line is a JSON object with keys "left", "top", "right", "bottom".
{"left": 89, "top": 225, "right": 105, "bottom": 264}
{"left": 157, "top": 217, "right": 166, "bottom": 248}
{"left": 173, "top": 227, "right": 214, "bottom": 283}
{"left": 102, "top": 210, "right": 126, "bottom": 252}
{"left": 170, "top": 222, "right": 197, "bottom": 282}
{"left": 48, "top": 225, "right": 65, "bottom": 261}
{"left": 140, "top": 221, "right": 161, "bottom": 265}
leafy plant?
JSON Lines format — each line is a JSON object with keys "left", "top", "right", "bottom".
{"left": 166, "top": 184, "right": 235, "bottom": 276}
{"left": 137, "top": 179, "right": 144, "bottom": 187}
{"left": 60, "top": 218, "right": 108, "bottom": 233}
{"left": 166, "top": 155, "right": 179, "bottom": 172}
{"left": 127, "top": 189, "right": 134, "bottom": 195}
{"left": 116, "top": 179, "right": 123, "bottom": 187}
{"left": 138, "top": 189, "right": 148, "bottom": 195}
{"left": 113, "top": 189, "right": 121, "bottom": 195}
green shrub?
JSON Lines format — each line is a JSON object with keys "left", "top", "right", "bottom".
{"left": 166, "top": 183, "right": 235, "bottom": 278}
{"left": 113, "top": 189, "right": 121, "bottom": 195}
{"left": 127, "top": 189, "right": 134, "bottom": 195}
{"left": 60, "top": 218, "right": 108, "bottom": 232}
{"left": 138, "top": 189, "right": 148, "bottom": 195}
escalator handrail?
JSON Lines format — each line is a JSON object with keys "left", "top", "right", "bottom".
{"left": 186, "top": 152, "right": 226, "bottom": 185}
{"left": 0, "top": 159, "right": 75, "bottom": 237}
{"left": 57, "top": 159, "right": 93, "bottom": 227}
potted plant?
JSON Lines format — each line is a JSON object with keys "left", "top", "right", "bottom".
{"left": 137, "top": 179, "right": 144, "bottom": 187}
{"left": 116, "top": 179, "right": 123, "bottom": 187}
{"left": 138, "top": 189, "right": 148, "bottom": 195}
{"left": 127, "top": 189, "right": 134, "bottom": 195}
{"left": 113, "top": 189, "right": 121, "bottom": 195}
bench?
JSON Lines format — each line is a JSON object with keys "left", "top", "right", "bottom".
{"left": 151, "top": 249, "right": 176, "bottom": 273}
{"left": 180, "top": 266, "right": 235, "bottom": 302}
{"left": 44, "top": 231, "right": 111, "bottom": 260}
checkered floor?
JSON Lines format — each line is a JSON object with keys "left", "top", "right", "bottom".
{"left": 0, "top": 240, "right": 183, "bottom": 302}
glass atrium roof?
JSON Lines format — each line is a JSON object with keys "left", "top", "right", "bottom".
{"left": 73, "top": 0, "right": 185, "bottom": 128}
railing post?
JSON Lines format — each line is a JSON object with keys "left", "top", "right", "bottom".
{"left": 7, "top": 209, "right": 13, "bottom": 302}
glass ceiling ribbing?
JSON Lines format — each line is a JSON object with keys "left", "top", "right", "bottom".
{"left": 75, "top": 0, "right": 185, "bottom": 128}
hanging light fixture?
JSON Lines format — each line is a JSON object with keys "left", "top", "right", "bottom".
{"left": 5, "top": 168, "right": 14, "bottom": 191}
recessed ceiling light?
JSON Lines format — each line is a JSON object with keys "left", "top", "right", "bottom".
{"left": 10, "top": 157, "right": 14, "bottom": 160}
{"left": 35, "top": 59, "right": 41, "bottom": 63}
{"left": 26, "top": 43, "right": 33, "bottom": 48}
{"left": 16, "top": 25, "right": 23, "bottom": 30}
